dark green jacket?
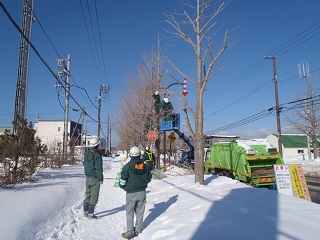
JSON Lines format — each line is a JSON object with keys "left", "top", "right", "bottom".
{"left": 84, "top": 149, "right": 104, "bottom": 181}
{"left": 120, "top": 156, "right": 151, "bottom": 193}
{"left": 161, "top": 101, "right": 173, "bottom": 111}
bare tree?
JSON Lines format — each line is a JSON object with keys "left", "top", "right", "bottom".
{"left": 164, "top": 0, "right": 234, "bottom": 184}
{"left": 115, "top": 50, "right": 166, "bottom": 150}
{"left": 284, "top": 71, "right": 320, "bottom": 159}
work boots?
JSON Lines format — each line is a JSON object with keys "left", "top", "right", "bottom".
{"left": 87, "top": 204, "right": 98, "bottom": 219}
{"left": 83, "top": 203, "right": 89, "bottom": 217}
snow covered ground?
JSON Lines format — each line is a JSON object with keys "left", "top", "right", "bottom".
{"left": 0, "top": 156, "right": 320, "bottom": 240}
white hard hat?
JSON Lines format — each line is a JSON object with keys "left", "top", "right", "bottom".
{"left": 164, "top": 98, "right": 169, "bottom": 103}
{"left": 129, "top": 146, "right": 140, "bottom": 157}
{"left": 89, "top": 137, "right": 100, "bottom": 147}
{"left": 155, "top": 91, "right": 159, "bottom": 95}
{"left": 145, "top": 146, "right": 149, "bottom": 151}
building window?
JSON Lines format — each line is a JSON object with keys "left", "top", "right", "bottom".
{"left": 298, "top": 150, "right": 304, "bottom": 154}
{"left": 58, "top": 127, "right": 60, "bottom": 131}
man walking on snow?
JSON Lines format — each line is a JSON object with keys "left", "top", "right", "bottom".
{"left": 83, "top": 137, "right": 104, "bottom": 219}
{"left": 120, "top": 146, "right": 152, "bottom": 239}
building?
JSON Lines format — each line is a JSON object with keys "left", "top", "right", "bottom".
{"left": 267, "top": 134, "right": 319, "bottom": 157}
{"left": 0, "top": 127, "right": 13, "bottom": 136}
{"left": 35, "top": 120, "right": 108, "bottom": 157}
{"left": 35, "top": 120, "right": 82, "bottom": 148}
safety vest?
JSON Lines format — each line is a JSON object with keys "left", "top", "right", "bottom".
{"left": 146, "top": 152, "right": 153, "bottom": 162}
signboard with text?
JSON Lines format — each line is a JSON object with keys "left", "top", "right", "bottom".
{"left": 274, "top": 164, "right": 311, "bottom": 201}
{"left": 289, "top": 164, "right": 311, "bottom": 201}
{"left": 273, "top": 164, "right": 294, "bottom": 196}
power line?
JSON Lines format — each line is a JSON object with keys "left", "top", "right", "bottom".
{"left": 204, "top": 19, "right": 320, "bottom": 113}
{"left": 15, "top": 1, "right": 100, "bottom": 122}
{"left": 0, "top": 2, "right": 98, "bottom": 123}
{"left": 93, "top": 0, "right": 109, "bottom": 84}
{"left": 205, "top": 95, "right": 320, "bottom": 135}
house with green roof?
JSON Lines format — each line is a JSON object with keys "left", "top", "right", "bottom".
{"left": 267, "top": 134, "right": 319, "bottom": 157}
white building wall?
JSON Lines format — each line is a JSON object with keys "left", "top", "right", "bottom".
{"left": 35, "top": 121, "right": 69, "bottom": 146}
{"left": 267, "top": 134, "right": 309, "bottom": 157}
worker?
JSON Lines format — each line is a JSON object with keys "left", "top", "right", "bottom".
{"left": 83, "top": 137, "right": 104, "bottom": 219}
{"left": 152, "top": 90, "right": 161, "bottom": 113}
{"left": 120, "top": 146, "right": 152, "bottom": 239}
{"left": 143, "top": 146, "right": 156, "bottom": 170}
{"left": 161, "top": 97, "right": 173, "bottom": 121}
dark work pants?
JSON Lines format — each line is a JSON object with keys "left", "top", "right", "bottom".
{"left": 84, "top": 177, "right": 100, "bottom": 206}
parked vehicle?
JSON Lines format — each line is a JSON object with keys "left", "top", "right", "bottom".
{"left": 204, "top": 140, "right": 284, "bottom": 187}
{"left": 175, "top": 149, "right": 195, "bottom": 166}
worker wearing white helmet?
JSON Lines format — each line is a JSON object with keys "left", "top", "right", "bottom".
{"left": 83, "top": 137, "right": 103, "bottom": 219}
{"left": 120, "top": 146, "right": 152, "bottom": 239}
{"left": 162, "top": 97, "right": 173, "bottom": 121}
{"left": 143, "top": 146, "right": 156, "bottom": 170}
{"left": 153, "top": 90, "right": 161, "bottom": 113}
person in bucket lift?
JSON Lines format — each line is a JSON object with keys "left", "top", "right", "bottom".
{"left": 120, "top": 146, "right": 152, "bottom": 239}
{"left": 161, "top": 97, "right": 173, "bottom": 121}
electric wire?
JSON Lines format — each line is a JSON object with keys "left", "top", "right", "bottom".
{"left": 204, "top": 19, "right": 320, "bottom": 114}
{"left": 93, "top": 0, "right": 109, "bottom": 84}
{"left": 205, "top": 95, "right": 320, "bottom": 135}
{"left": 79, "top": 0, "right": 103, "bottom": 84}
{"left": 25, "top": 0, "right": 61, "bottom": 59}
{"left": 25, "top": 0, "right": 99, "bottom": 117}
{"left": 0, "top": 2, "right": 98, "bottom": 123}
{"left": 85, "top": 0, "right": 104, "bottom": 84}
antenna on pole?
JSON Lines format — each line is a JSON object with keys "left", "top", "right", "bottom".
{"left": 13, "top": 0, "right": 34, "bottom": 132}
{"left": 298, "top": 62, "right": 312, "bottom": 160}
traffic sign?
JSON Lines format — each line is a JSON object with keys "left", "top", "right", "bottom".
{"left": 147, "top": 130, "right": 158, "bottom": 141}
{"left": 168, "top": 132, "right": 176, "bottom": 143}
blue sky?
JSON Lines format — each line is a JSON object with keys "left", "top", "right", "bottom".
{"left": 1, "top": 0, "right": 320, "bottom": 146}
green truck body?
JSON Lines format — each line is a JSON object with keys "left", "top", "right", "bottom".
{"left": 204, "top": 140, "right": 284, "bottom": 187}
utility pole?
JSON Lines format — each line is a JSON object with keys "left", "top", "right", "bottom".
{"left": 109, "top": 116, "right": 112, "bottom": 154}
{"left": 97, "top": 84, "right": 109, "bottom": 139}
{"left": 85, "top": 120, "right": 90, "bottom": 146}
{"left": 13, "top": 0, "right": 34, "bottom": 131}
{"left": 265, "top": 56, "right": 283, "bottom": 156}
{"left": 106, "top": 114, "right": 110, "bottom": 156}
{"left": 57, "top": 55, "right": 71, "bottom": 160}
{"left": 80, "top": 110, "right": 84, "bottom": 148}
{"left": 299, "top": 63, "right": 312, "bottom": 160}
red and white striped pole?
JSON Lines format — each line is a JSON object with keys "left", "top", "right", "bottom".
{"left": 182, "top": 77, "right": 188, "bottom": 96}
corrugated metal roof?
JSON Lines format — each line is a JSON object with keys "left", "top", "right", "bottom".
{"left": 273, "top": 134, "right": 316, "bottom": 148}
